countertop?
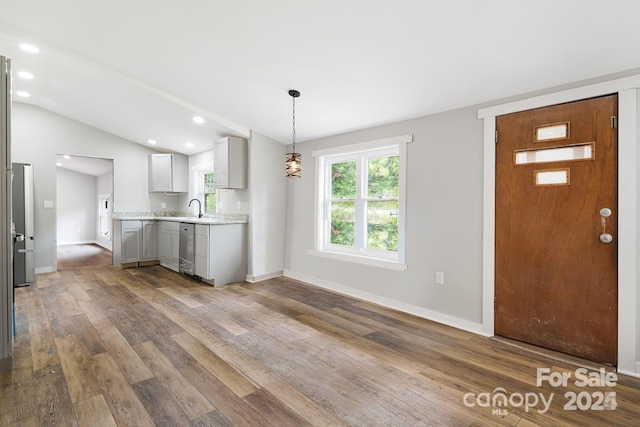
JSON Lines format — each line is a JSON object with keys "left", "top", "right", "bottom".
{"left": 113, "top": 213, "right": 248, "bottom": 225}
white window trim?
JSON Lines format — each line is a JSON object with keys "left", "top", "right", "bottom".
{"left": 309, "top": 134, "right": 411, "bottom": 271}
{"left": 191, "top": 164, "right": 217, "bottom": 214}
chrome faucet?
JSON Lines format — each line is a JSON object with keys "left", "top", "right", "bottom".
{"left": 188, "top": 198, "right": 203, "bottom": 218}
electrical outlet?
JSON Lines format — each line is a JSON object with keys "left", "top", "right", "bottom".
{"left": 236, "top": 201, "right": 241, "bottom": 209}
{"left": 161, "top": 202, "right": 166, "bottom": 209}
{"left": 436, "top": 272, "right": 444, "bottom": 285}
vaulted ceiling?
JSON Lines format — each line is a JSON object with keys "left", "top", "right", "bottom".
{"left": 1, "top": 1, "right": 640, "bottom": 155}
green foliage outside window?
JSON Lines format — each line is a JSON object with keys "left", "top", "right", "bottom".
{"left": 204, "top": 172, "right": 216, "bottom": 214}
{"left": 330, "top": 161, "right": 356, "bottom": 246}
{"left": 367, "top": 200, "right": 398, "bottom": 252}
{"left": 367, "top": 156, "right": 399, "bottom": 252}
{"left": 368, "top": 156, "right": 399, "bottom": 198}
{"left": 331, "top": 161, "right": 356, "bottom": 198}
{"left": 331, "top": 201, "right": 355, "bottom": 246}
{"left": 329, "top": 155, "right": 399, "bottom": 252}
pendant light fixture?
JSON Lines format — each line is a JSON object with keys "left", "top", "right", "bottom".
{"left": 285, "top": 89, "right": 302, "bottom": 178}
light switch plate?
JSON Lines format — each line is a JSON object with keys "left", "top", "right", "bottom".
{"left": 43, "top": 200, "right": 54, "bottom": 208}
{"left": 436, "top": 272, "right": 444, "bottom": 285}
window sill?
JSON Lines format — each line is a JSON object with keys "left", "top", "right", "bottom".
{"left": 307, "top": 249, "right": 407, "bottom": 271}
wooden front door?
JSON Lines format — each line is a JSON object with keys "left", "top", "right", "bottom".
{"left": 495, "top": 94, "right": 618, "bottom": 366}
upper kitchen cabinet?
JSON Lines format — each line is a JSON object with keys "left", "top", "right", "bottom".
{"left": 214, "top": 136, "right": 247, "bottom": 189}
{"left": 148, "top": 153, "right": 188, "bottom": 193}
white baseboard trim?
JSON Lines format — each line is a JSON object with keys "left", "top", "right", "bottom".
{"left": 245, "top": 270, "right": 284, "bottom": 283}
{"left": 618, "top": 366, "right": 640, "bottom": 379}
{"left": 94, "top": 240, "right": 112, "bottom": 251}
{"left": 283, "top": 269, "right": 484, "bottom": 336}
{"left": 57, "top": 240, "right": 96, "bottom": 246}
{"left": 35, "top": 267, "right": 55, "bottom": 274}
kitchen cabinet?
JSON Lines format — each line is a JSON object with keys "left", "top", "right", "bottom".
{"left": 113, "top": 220, "right": 159, "bottom": 267}
{"left": 194, "top": 223, "right": 247, "bottom": 286}
{"left": 148, "top": 153, "right": 188, "bottom": 193}
{"left": 141, "top": 220, "right": 158, "bottom": 261}
{"left": 194, "top": 225, "right": 209, "bottom": 279}
{"left": 120, "top": 221, "right": 141, "bottom": 264}
{"left": 158, "top": 221, "right": 180, "bottom": 272}
{"left": 214, "top": 136, "right": 247, "bottom": 189}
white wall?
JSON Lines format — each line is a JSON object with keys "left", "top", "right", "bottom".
{"left": 247, "top": 131, "right": 287, "bottom": 281}
{"left": 56, "top": 167, "right": 96, "bottom": 244}
{"left": 284, "top": 107, "right": 484, "bottom": 329}
{"left": 11, "top": 103, "right": 173, "bottom": 272}
{"left": 97, "top": 170, "right": 113, "bottom": 195}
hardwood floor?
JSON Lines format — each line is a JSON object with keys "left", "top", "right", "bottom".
{"left": 2, "top": 263, "right": 640, "bottom": 426}
{"left": 57, "top": 244, "right": 113, "bottom": 270}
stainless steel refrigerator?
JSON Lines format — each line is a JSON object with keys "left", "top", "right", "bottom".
{"left": 12, "top": 163, "right": 34, "bottom": 287}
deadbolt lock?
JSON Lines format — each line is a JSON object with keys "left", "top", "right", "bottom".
{"left": 600, "top": 208, "right": 612, "bottom": 218}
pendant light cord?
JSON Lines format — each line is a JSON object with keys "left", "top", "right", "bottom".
{"left": 292, "top": 94, "right": 296, "bottom": 152}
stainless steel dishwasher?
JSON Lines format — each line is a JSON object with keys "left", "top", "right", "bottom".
{"left": 179, "top": 222, "right": 195, "bottom": 275}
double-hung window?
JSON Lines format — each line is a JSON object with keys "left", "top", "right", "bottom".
{"left": 192, "top": 166, "right": 217, "bottom": 214}
{"left": 202, "top": 171, "right": 216, "bottom": 214}
{"left": 312, "top": 134, "right": 410, "bottom": 270}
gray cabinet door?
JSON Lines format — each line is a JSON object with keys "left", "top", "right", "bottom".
{"left": 121, "top": 227, "right": 141, "bottom": 263}
{"left": 141, "top": 221, "right": 157, "bottom": 260}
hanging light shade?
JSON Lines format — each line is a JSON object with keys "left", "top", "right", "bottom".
{"left": 286, "top": 89, "right": 302, "bottom": 178}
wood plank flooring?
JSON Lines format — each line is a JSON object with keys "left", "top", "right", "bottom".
{"left": 2, "top": 258, "right": 640, "bottom": 425}
{"left": 57, "top": 244, "right": 113, "bottom": 270}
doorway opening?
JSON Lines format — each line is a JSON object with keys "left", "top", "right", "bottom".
{"left": 55, "top": 154, "right": 114, "bottom": 270}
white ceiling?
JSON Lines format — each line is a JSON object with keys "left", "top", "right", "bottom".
{"left": 1, "top": 1, "right": 640, "bottom": 155}
{"left": 56, "top": 155, "right": 112, "bottom": 177}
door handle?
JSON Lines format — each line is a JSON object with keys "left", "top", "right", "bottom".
{"left": 599, "top": 208, "right": 613, "bottom": 244}
{"left": 600, "top": 234, "right": 613, "bottom": 244}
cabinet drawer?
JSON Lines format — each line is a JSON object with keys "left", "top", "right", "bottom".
{"left": 122, "top": 220, "right": 142, "bottom": 229}
{"left": 195, "top": 234, "right": 209, "bottom": 257}
{"left": 195, "top": 224, "right": 209, "bottom": 236}
{"left": 160, "top": 221, "right": 180, "bottom": 231}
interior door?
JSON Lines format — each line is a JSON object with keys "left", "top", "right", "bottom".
{"left": 495, "top": 94, "right": 618, "bottom": 366}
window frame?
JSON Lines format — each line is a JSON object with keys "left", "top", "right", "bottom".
{"left": 310, "top": 134, "right": 411, "bottom": 271}
{"left": 191, "top": 165, "right": 217, "bottom": 215}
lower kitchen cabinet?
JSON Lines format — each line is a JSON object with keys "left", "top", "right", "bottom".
{"left": 120, "top": 220, "right": 141, "bottom": 264}
{"left": 113, "top": 220, "right": 159, "bottom": 267}
{"left": 195, "top": 223, "right": 247, "bottom": 286}
{"left": 158, "top": 221, "right": 180, "bottom": 272}
{"left": 114, "top": 219, "right": 246, "bottom": 283}
{"left": 141, "top": 220, "right": 158, "bottom": 261}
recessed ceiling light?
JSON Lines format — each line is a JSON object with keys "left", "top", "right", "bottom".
{"left": 15, "top": 91, "right": 31, "bottom": 98}
{"left": 63, "top": 155, "right": 71, "bottom": 159}
{"left": 19, "top": 43, "right": 39, "bottom": 54}
{"left": 192, "top": 116, "right": 205, "bottom": 124}
{"left": 185, "top": 142, "right": 194, "bottom": 148}
{"left": 17, "top": 71, "right": 34, "bottom": 80}
{"left": 147, "top": 139, "right": 157, "bottom": 145}
{"left": 56, "top": 162, "right": 62, "bottom": 167}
